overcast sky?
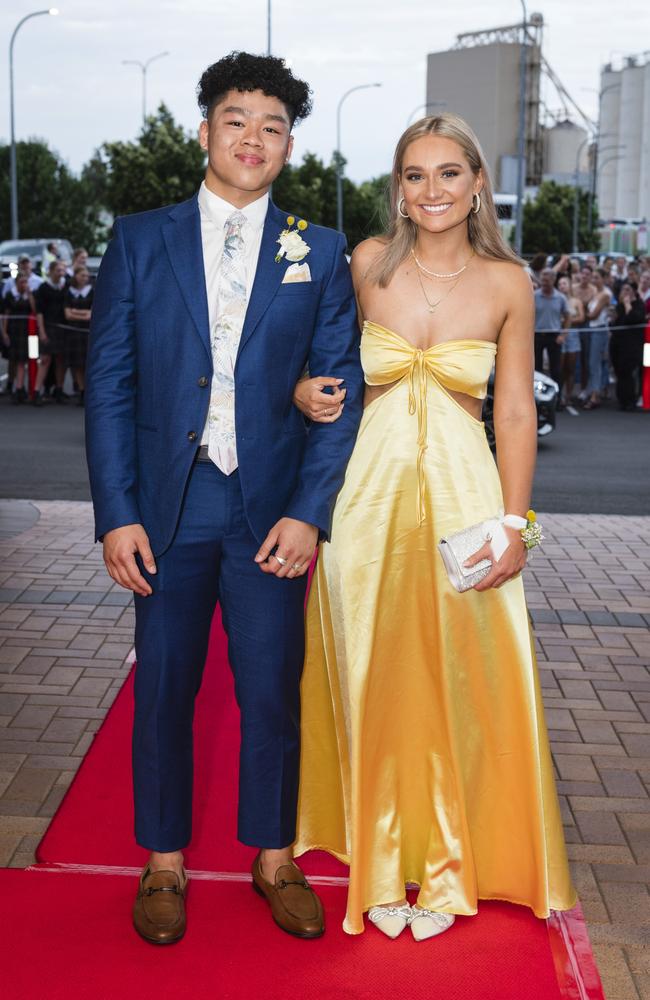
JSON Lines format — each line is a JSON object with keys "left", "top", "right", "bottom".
{"left": 1, "top": 0, "right": 648, "bottom": 184}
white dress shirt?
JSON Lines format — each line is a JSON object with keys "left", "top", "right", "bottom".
{"left": 198, "top": 182, "right": 268, "bottom": 447}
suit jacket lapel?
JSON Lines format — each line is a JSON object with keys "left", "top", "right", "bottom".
{"left": 237, "top": 201, "right": 289, "bottom": 358}
{"left": 162, "top": 196, "right": 211, "bottom": 360}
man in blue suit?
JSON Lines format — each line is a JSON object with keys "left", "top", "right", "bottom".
{"left": 85, "top": 52, "right": 362, "bottom": 944}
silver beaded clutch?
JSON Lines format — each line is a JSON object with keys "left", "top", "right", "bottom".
{"left": 438, "top": 520, "right": 493, "bottom": 593}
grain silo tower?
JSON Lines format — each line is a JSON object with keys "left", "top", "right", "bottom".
{"left": 616, "top": 58, "right": 645, "bottom": 219}
{"left": 426, "top": 17, "right": 544, "bottom": 193}
{"left": 544, "top": 120, "right": 589, "bottom": 186}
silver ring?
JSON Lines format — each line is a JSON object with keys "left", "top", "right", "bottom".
{"left": 275, "top": 555, "right": 288, "bottom": 566}
{"left": 291, "top": 561, "right": 303, "bottom": 571}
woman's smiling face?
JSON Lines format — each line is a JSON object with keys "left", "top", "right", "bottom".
{"left": 399, "top": 135, "right": 482, "bottom": 233}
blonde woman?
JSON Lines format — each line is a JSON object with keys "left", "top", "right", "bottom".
{"left": 292, "top": 115, "right": 576, "bottom": 940}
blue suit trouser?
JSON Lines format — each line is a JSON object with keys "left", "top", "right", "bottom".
{"left": 132, "top": 458, "right": 308, "bottom": 853}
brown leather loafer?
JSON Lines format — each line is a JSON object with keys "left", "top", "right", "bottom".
{"left": 133, "top": 866, "right": 188, "bottom": 944}
{"left": 252, "top": 853, "right": 325, "bottom": 939}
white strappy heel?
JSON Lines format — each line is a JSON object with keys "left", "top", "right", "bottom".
{"left": 409, "top": 907, "right": 455, "bottom": 941}
{"left": 367, "top": 903, "right": 413, "bottom": 939}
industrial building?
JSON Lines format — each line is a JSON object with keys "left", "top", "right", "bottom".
{"left": 425, "top": 16, "right": 590, "bottom": 198}
{"left": 597, "top": 56, "right": 650, "bottom": 223}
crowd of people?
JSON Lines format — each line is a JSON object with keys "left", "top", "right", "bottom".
{"left": 1, "top": 248, "right": 94, "bottom": 406}
{"left": 530, "top": 252, "right": 650, "bottom": 414}
{"left": 2, "top": 243, "right": 649, "bottom": 415}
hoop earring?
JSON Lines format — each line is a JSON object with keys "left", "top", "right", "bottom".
{"left": 398, "top": 197, "right": 410, "bottom": 219}
{"left": 471, "top": 192, "right": 481, "bottom": 214}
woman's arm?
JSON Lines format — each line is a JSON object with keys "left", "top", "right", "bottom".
{"left": 292, "top": 239, "right": 379, "bottom": 423}
{"left": 466, "top": 264, "right": 536, "bottom": 592}
{"left": 493, "top": 266, "right": 537, "bottom": 518}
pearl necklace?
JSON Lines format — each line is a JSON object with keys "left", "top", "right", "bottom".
{"left": 411, "top": 248, "right": 474, "bottom": 280}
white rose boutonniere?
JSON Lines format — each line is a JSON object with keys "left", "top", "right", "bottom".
{"left": 275, "top": 216, "right": 311, "bottom": 263}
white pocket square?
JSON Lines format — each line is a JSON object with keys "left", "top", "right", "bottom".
{"left": 282, "top": 262, "right": 312, "bottom": 284}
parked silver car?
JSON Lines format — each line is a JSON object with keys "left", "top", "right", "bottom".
{"left": 0, "top": 238, "right": 74, "bottom": 279}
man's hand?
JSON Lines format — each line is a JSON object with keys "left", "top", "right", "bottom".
{"left": 255, "top": 518, "right": 318, "bottom": 578}
{"left": 103, "top": 523, "right": 157, "bottom": 596}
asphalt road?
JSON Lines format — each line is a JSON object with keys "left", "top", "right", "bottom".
{"left": 0, "top": 393, "right": 648, "bottom": 514}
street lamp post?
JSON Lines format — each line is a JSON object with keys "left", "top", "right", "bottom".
{"left": 596, "top": 154, "right": 625, "bottom": 179}
{"left": 573, "top": 137, "right": 623, "bottom": 252}
{"left": 572, "top": 135, "right": 592, "bottom": 253}
{"left": 9, "top": 7, "right": 60, "bottom": 240}
{"left": 122, "top": 51, "right": 169, "bottom": 127}
{"left": 406, "top": 100, "right": 446, "bottom": 126}
{"left": 336, "top": 83, "right": 381, "bottom": 234}
{"left": 514, "top": 0, "right": 528, "bottom": 256}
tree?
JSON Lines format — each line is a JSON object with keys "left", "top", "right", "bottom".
{"left": 95, "top": 104, "right": 205, "bottom": 218}
{"left": 522, "top": 180, "right": 600, "bottom": 255}
{"left": 0, "top": 139, "right": 106, "bottom": 250}
{"left": 271, "top": 152, "right": 389, "bottom": 249}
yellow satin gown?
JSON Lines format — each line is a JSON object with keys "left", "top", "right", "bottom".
{"left": 295, "top": 321, "right": 576, "bottom": 934}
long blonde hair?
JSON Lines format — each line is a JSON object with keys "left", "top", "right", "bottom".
{"left": 368, "top": 113, "right": 522, "bottom": 287}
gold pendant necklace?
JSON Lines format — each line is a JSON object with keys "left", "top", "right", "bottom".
{"left": 413, "top": 263, "right": 462, "bottom": 314}
{"left": 411, "top": 248, "right": 474, "bottom": 279}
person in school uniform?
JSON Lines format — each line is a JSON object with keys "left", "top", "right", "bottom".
{"left": 64, "top": 264, "right": 94, "bottom": 406}
{"left": 35, "top": 259, "right": 69, "bottom": 405}
{"left": 1, "top": 274, "right": 36, "bottom": 403}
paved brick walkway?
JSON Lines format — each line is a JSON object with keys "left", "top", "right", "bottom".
{"left": 0, "top": 501, "right": 648, "bottom": 999}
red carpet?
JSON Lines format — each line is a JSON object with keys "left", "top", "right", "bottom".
{"left": 24, "top": 613, "right": 604, "bottom": 999}
{"left": 4, "top": 869, "right": 566, "bottom": 1000}
{"left": 36, "top": 614, "right": 344, "bottom": 876}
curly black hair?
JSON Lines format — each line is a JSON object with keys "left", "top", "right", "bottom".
{"left": 197, "top": 51, "right": 312, "bottom": 127}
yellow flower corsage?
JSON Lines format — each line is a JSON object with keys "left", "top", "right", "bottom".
{"left": 521, "top": 510, "right": 543, "bottom": 550}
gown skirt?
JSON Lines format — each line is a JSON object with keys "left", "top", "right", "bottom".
{"left": 294, "top": 324, "right": 577, "bottom": 934}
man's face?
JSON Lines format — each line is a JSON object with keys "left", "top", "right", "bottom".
{"left": 199, "top": 89, "right": 293, "bottom": 203}
{"left": 16, "top": 276, "right": 29, "bottom": 294}
{"left": 580, "top": 267, "right": 592, "bottom": 286}
{"left": 52, "top": 262, "right": 66, "bottom": 283}
{"left": 540, "top": 268, "right": 555, "bottom": 292}
{"left": 18, "top": 258, "right": 32, "bottom": 276}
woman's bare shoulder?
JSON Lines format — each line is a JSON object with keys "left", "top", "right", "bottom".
{"left": 480, "top": 257, "right": 533, "bottom": 298}
{"left": 350, "top": 237, "right": 387, "bottom": 275}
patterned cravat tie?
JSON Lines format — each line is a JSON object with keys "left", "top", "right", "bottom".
{"left": 207, "top": 211, "right": 248, "bottom": 474}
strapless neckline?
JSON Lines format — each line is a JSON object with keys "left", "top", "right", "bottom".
{"left": 363, "top": 320, "right": 497, "bottom": 354}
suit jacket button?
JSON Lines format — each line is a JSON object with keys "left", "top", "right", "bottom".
{"left": 198, "top": 376, "right": 209, "bottom": 387}
{"left": 187, "top": 431, "right": 197, "bottom": 442}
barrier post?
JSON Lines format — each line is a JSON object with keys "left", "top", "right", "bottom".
{"left": 642, "top": 319, "right": 650, "bottom": 411}
{"left": 27, "top": 314, "right": 39, "bottom": 400}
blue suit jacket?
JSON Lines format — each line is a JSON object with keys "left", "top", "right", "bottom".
{"left": 85, "top": 195, "right": 363, "bottom": 555}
